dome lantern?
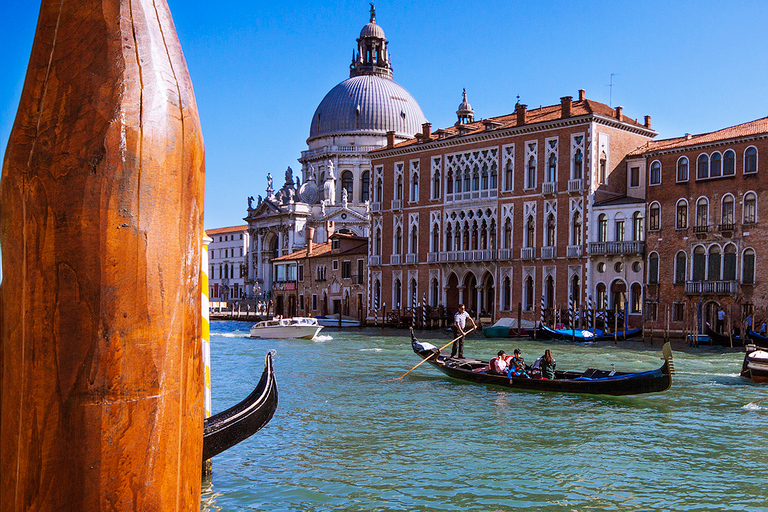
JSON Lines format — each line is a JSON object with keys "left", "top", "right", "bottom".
{"left": 350, "top": 3, "right": 392, "bottom": 79}
{"left": 456, "top": 88, "right": 475, "bottom": 124}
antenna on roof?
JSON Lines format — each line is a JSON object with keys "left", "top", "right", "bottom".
{"left": 515, "top": 94, "right": 520, "bottom": 107}
{"left": 607, "top": 73, "right": 619, "bottom": 107}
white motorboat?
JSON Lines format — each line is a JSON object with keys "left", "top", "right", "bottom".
{"left": 315, "top": 314, "right": 361, "bottom": 327}
{"left": 249, "top": 317, "right": 323, "bottom": 339}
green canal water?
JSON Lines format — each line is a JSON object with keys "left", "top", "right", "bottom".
{"left": 201, "top": 321, "right": 767, "bottom": 511}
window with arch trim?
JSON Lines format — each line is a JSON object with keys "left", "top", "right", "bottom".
{"left": 707, "top": 245, "right": 721, "bottom": 281}
{"left": 743, "top": 248, "right": 755, "bottom": 284}
{"left": 341, "top": 170, "right": 354, "bottom": 198}
{"left": 649, "top": 203, "right": 661, "bottom": 231}
{"left": 648, "top": 253, "right": 659, "bottom": 284}
{"left": 697, "top": 154, "right": 709, "bottom": 179}
{"left": 573, "top": 149, "right": 583, "bottom": 179}
{"left": 632, "top": 212, "right": 643, "bottom": 241}
{"left": 676, "top": 199, "right": 688, "bottom": 229}
{"left": 504, "top": 160, "right": 513, "bottom": 191}
{"left": 692, "top": 246, "right": 706, "bottom": 281}
{"left": 744, "top": 147, "right": 758, "bottom": 174}
{"left": 526, "top": 156, "right": 536, "bottom": 189}
{"left": 502, "top": 276, "right": 511, "bottom": 311}
{"left": 524, "top": 275, "right": 534, "bottom": 312}
{"left": 677, "top": 156, "right": 689, "bottom": 182}
{"left": 675, "top": 251, "right": 687, "bottom": 284}
{"left": 723, "top": 244, "right": 737, "bottom": 281}
{"left": 597, "top": 214, "right": 607, "bottom": 242}
{"left": 360, "top": 170, "right": 370, "bottom": 202}
{"left": 649, "top": 161, "right": 661, "bottom": 185}
{"left": 695, "top": 198, "right": 709, "bottom": 230}
{"left": 743, "top": 192, "right": 757, "bottom": 224}
{"left": 723, "top": 150, "right": 735, "bottom": 176}
{"left": 721, "top": 195, "right": 735, "bottom": 228}
{"left": 710, "top": 152, "right": 722, "bottom": 178}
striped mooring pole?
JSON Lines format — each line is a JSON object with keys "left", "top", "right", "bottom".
{"left": 202, "top": 233, "right": 212, "bottom": 421}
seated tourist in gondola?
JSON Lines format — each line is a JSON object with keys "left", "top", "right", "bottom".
{"left": 508, "top": 348, "right": 530, "bottom": 378}
{"left": 488, "top": 350, "right": 509, "bottom": 374}
{"left": 540, "top": 349, "right": 556, "bottom": 379}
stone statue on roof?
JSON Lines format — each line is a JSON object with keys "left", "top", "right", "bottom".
{"left": 248, "top": 196, "right": 254, "bottom": 209}
{"left": 323, "top": 161, "right": 336, "bottom": 205}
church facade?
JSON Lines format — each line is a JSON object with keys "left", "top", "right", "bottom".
{"left": 243, "top": 8, "right": 426, "bottom": 302}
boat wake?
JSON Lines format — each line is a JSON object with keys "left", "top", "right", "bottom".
{"left": 313, "top": 335, "right": 333, "bottom": 343}
{"left": 743, "top": 401, "right": 766, "bottom": 411}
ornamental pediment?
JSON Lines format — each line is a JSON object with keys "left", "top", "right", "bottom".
{"left": 317, "top": 205, "right": 369, "bottom": 223}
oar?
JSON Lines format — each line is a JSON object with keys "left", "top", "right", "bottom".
{"left": 385, "top": 327, "right": 477, "bottom": 382}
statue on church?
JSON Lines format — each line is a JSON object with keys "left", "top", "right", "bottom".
{"left": 323, "top": 160, "right": 336, "bottom": 205}
{"left": 342, "top": 187, "right": 348, "bottom": 207}
{"left": 247, "top": 196, "right": 254, "bottom": 209}
{"left": 284, "top": 166, "right": 294, "bottom": 188}
{"left": 257, "top": 195, "right": 263, "bottom": 205}
{"left": 266, "top": 173, "right": 274, "bottom": 197}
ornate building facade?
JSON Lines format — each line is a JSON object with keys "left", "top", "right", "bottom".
{"left": 243, "top": 8, "right": 427, "bottom": 301}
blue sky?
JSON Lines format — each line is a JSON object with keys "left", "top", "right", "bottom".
{"left": 2, "top": 1, "right": 767, "bottom": 230}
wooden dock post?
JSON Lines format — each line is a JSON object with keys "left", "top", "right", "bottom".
{"left": 0, "top": 1, "right": 205, "bottom": 509}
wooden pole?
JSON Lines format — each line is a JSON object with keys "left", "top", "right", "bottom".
{"left": 387, "top": 327, "right": 477, "bottom": 381}
{"left": 0, "top": 1, "right": 205, "bottom": 509}
{"left": 614, "top": 304, "right": 619, "bottom": 344}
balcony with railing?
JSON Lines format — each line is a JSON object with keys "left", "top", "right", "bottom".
{"left": 588, "top": 240, "right": 645, "bottom": 256}
{"left": 405, "top": 253, "right": 418, "bottom": 264}
{"left": 370, "top": 201, "right": 382, "bottom": 213}
{"left": 427, "top": 252, "right": 438, "bottom": 263}
{"left": 369, "top": 255, "right": 381, "bottom": 266}
{"left": 542, "top": 181, "right": 557, "bottom": 195}
{"left": 521, "top": 247, "right": 535, "bottom": 259}
{"left": 568, "top": 178, "right": 584, "bottom": 193}
{"left": 567, "top": 245, "right": 583, "bottom": 258}
{"left": 390, "top": 254, "right": 402, "bottom": 265}
{"left": 541, "top": 246, "right": 556, "bottom": 259}
{"left": 685, "top": 280, "right": 738, "bottom": 295}
{"left": 300, "top": 144, "right": 380, "bottom": 160}
{"left": 444, "top": 188, "right": 498, "bottom": 203}
{"left": 391, "top": 199, "right": 402, "bottom": 211}
{"left": 693, "top": 224, "right": 710, "bottom": 234}
{"left": 498, "top": 248, "right": 513, "bottom": 260}
{"left": 718, "top": 222, "right": 735, "bottom": 232}
{"left": 436, "top": 250, "right": 498, "bottom": 263}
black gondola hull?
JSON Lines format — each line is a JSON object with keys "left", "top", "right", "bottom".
{"left": 202, "top": 352, "right": 278, "bottom": 461}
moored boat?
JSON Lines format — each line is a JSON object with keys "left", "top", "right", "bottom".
{"left": 249, "top": 317, "right": 323, "bottom": 339}
{"left": 527, "top": 324, "right": 604, "bottom": 341}
{"left": 740, "top": 344, "right": 768, "bottom": 383}
{"left": 746, "top": 330, "right": 768, "bottom": 349}
{"left": 704, "top": 324, "right": 744, "bottom": 347}
{"left": 203, "top": 352, "right": 278, "bottom": 461}
{"left": 410, "top": 330, "right": 673, "bottom": 396}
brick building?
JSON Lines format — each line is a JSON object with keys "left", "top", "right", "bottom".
{"left": 367, "top": 90, "right": 655, "bottom": 324}
{"left": 629, "top": 117, "right": 768, "bottom": 331}
{"left": 270, "top": 231, "right": 368, "bottom": 319}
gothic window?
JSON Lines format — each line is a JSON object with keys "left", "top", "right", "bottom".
{"left": 631, "top": 283, "right": 642, "bottom": 313}
{"left": 463, "top": 223, "right": 470, "bottom": 251}
{"left": 481, "top": 164, "right": 489, "bottom": 189}
{"left": 745, "top": 147, "right": 758, "bottom": 174}
{"left": 525, "top": 216, "right": 535, "bottom": 248}
{"left": 430, "top": 278, "right": 439, "bottom": 307}
{"left": 361, "top": 171, "right": 370, "bottom": 202}
{"left": 524, "top": 276, "right": 534, "bottom": 311}
{"left": 341, "top": 170, "right": 354, "bottom": 198}
{"left": 504, "top": 218, "right": 512, "bottom": 249}
{"left": 546, "top": 214, "right": 556, "bottom": 247}
{"left": 677, "top": 156, "right": 689, "bottom": 182}
{"left": 480, "top": 220, "right": 488, "bottom": 250}
{"left": 675, "top": 251, "right": 687, "bottom": 284}
{"left": 490, "top": 166, "right": 497, "bottom": 189}
{"left": 431, "top": 224, "right": 439, "bottom": 253}
{"left": 692, "top": 246, "right": 706, "bottom": 281}
{"left": 432, "top": 170, "right": 440, "bottom": 199}
{"left": 598, "top": 214, "right": 607, "bottom": 242}
{"left": 676, "top": 200, "right": 688, "bottom": 229}
{"left": 707, "top": 246, "right": 721, "bottom": 281}
{"left": 464, "top": 169, "right": 470, "bottom": 192}
{"left": 471, "top": 222, "right": 479, "bottom": 250}
{"left": 395, "top": 227, "right": 402, "bottom": 254}
{"left": 410, "top": 173, "right": 419, "bottom": 201}
{"left": 571, "top": 275, "right": 581, "bottom": 308}
{"left": 723, "top": 150, "right": 735, "bottom": 176}
{"left": 527, "top": 156, "right": 536, "bottom": 189}
{"left": 744, "top": 192, "right": 757, "bottom": 224}
{"left": 743, "top": 249, "right": 755, "bottom": 284}
{"left": 649, "top": 161, "right": 661, "bottom": 185}
{"left": 375, "top": 177, "right": 383, "bottom": 203}
{"left": 697, "top": 154, "right": 709, "bottom": 179}
{"left": 572, "top": 211, "right": 582, "bottom": 245}
{"left": 505, "top": 160, "right": 513, "bottom": 191}
{"left": 445, "top": 225, "right": 452, "bottom": 252}
{"left": 573, "top": 149, "right": 583, "bottom": 180}
{"left": 502, "top": 276, "right": 511, "bottom": 311}
{"left": 455, "top": 171, "right": 462, "bottom": 193}
{"left": 394, "top": 279, "right": 402, "bottom": 309}
{"left": 396, "top": 175, "right": 403, "bottom": 200}
{"left": 649, "top": 203, "right": 661, "bottom": 231}
{"left": 410, "top": 226, "right": 418, "bottom": 254}
{"left": 489, "top": 219, "right": 496, "bottom": 250}
{"left": 547, "top": 153, "right": 557, "bottom": 182}
{"left": 375, "top": 228, "right": 382, "bottom": 256}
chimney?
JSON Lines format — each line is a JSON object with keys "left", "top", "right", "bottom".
{"left": 560, "top": 96, "right": 572, "bottom": 118}
{"left": 326, "top": 220, "right": 334, "bottom": 238}
{"left": 685, "top": 133, "right": 692, "bottom": 140}
{"left": 644, "top": 115, "right": 652, "bottom": 129}
{"left": 306, "top": 226, "right": 315, "bottom": 256}
{"left": 516, "top": 103, "right": 527, "bottom": 125}
{"left": 615, "top": 106, "right": 623, "bottom": 120}
{"left": 386, "top": 130, "right": 395, "bottom": 149}
{"left": 422, "top": 122, "right": 432, "bottom": 142}
{"left": 578, "top": 89, "right": 585, "bottom": 101}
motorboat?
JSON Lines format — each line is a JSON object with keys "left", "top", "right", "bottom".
{"left": 249, "top": 317, "right": 323, "bottom": 339}
{"left": 741, "top": 344, "right": 768, "bottom": 383}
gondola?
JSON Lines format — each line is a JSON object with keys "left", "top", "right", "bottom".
{"left": 526, "top": 324, "right": 604, "bottom": 341}
{"left": 740, "top": 344, "right": 768, "bottom": 383}
{"left": 746, "top": 330, "right": 768, "bottom": 349}
{"left": 202, "top": 352, "right": 278, "bottom": 461}
{"left": 704, "top": 324, "right": 744, "bottom": 347}
{"left": 593, "top": 327, "right": 644, "bottom": 342}
{"left": 410, "top": 330, "right": 673, "bottom": 396}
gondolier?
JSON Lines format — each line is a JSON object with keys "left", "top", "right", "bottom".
{"left": 452, "top": 304, "right": 477, "bottom": 359}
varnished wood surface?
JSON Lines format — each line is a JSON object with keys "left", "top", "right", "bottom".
{"left": 0, "top": 1, "right": 205, "bottom": 510}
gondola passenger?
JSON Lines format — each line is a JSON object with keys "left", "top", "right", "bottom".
{"left": 509, "top": 348, "right": 529, "bottom": 378}
{"left": 540, "top": 349, "right": 556, "bottom": 380}
{"left": 489, "top": 350, "right": 508, "bottom": 374}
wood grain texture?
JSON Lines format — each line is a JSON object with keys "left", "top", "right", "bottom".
{"left": 0, "top": 1, "right": 205, "bottom": 510}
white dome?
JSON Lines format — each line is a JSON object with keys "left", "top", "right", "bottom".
{"left": 360, "top": 22, "right": 385, "bottom": 39}
{"left": 308, "top": 75, "right": 427, "bottom": 141}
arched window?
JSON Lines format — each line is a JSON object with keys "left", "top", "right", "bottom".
{"left": 745, "top": 147, "right": 758, "bottom": 174}
{"left": 341, "top": 170, "right": 354, "bottom": 197}
{"left": 432, "top": 169, "right": 440, "bottom": 199}
{"left": 502, "top": 276, "right": 511, "bottom": 311}
{"left": 598, "top": 214, "right": 608, "bottom": 242}
{"left": 430, "top": 278, "right": 439, "bottom": 307}
{"left": 744, "top": 192, "right": 757, "bottom": 224}
{"left": 614, "top": 215, "right": 625, "bottom": 242}
{"left": 490, "top": 164, "right": 497, "bottom": 189}
{"left": 446, "top": 170, "right": 454, "bottom": 194}
{"left": 676, "top": 199, "right": 688, "bottom": 229}
{"left": 677, "top": 156, "right": 689, "bottom": 182}
{"left": 695, "top": 198, "right": 709, "bottom": 230}
{"left": 723, "top": 244, "right": 737, "bottom": 281}
{"left": 395, "top": 227, "right": 402, "bottom": 254}
{"left": 505, "top": 160, "right": 513, "bottom": 191}
{"left": 693, "top": 246, "right": 706, "bottom": 281}
{"left": 721, "top": 195, "right": 735, "bottom": 228}
{"left": 463, "top": 223, "right": 470, "bottom": 251}
{"left": 480, "top": 220, "right": 488, "bottom": 250}
{"left": 409, "top": 279, "right": 417, "bottom": 307}
{"left": 454, "top": 223, "right": 461, "bottom": 251}
{"left": 648, "top": 253, "right": 659, "bottom": 284}
{"left": 572, "top": 211, "right": 582, "bottom": 245}
{"left": 472, "top": 167, "right": 480, "bottom": 191}
{"left": 707, "top": 246, "right": 721, "bottom": 281}
{"left": 649, "top": 161, "right": 661, "bottom": 185}
{"left": 375, "top": 177, "right": 383, "bottom": 203}
{"left": 723, "top": 150, "right": 735, "bottom": 176}
{"left": 504, "top": 218, "right": 512, "bottom": 249}
{"left": 410, "top": 172, "right": 419, "bottom": 201}
{"left": 481, "top": 164, "right": 489, "bottom": 190}
{"left": 454, "top": 170, "right": 462, "bottom": 193}
{"left": 571, "top": 275, "right": 581, "bottom": 309}
{"left": 675, "top": 251, "right": 687, "bottom": 284}
{"left": 649, "top": 203, "right": 661, "bottom": 231}
{"left": 632, "top": 212, "right": 644, "bottom": 241}
{"left": 631, "top": 283, "right": 642, "bottom": 313}
{"left": 396, "top": 174, "right": 403, "bottom": 200}
{"left": 375, "top": 228, "right": 382, "bottom": 256}
{"left": 410, "top": 226, "right": 418, "bottom": 254}
{"left": 743, "top": 248, "right": 755, "bottom": 284}
{"left": 710, "top": 152, "right": 722, "bottom": 178}
{"left": 596, "top": 283, "right": 607, "bottom": 310}
{"left": 394, "top": 279, "right": 402, "bottom": 309}
{"left": 547, "top": 153, "right": 557, "bottom": 182}
{"left": 525, "top": 276, "right": 534, "bottom": 311}
{"left": 464, "top": 169, "right": 470, "bottom": 192}
{"left": 527, "top": 156, "right": 536, "bottom": 189}
{"left": 361, "top": 171, "right": 370, "bottom": 202}
{"left": 489, "top": 219, "right": 496, "bottom": 250}
{"left": 445, "top": 225, "right": 452, "bottom": 252}
{"left": 431, "top": 224, "right": 439, "bottom": 253}
{"left": 471, "top": 222, "right": 479, "bottom": 250}
{"left": 525, "top": 216, "right": 535, "bottom": 248}
{"left": 573, "top": 149, "right": 583, "bottom": 179}
{"left": 546, "top": 214, "right": 556, "bottom": 246}
{"left": 697, "top": 154, "right": 709, "bottom": 179}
